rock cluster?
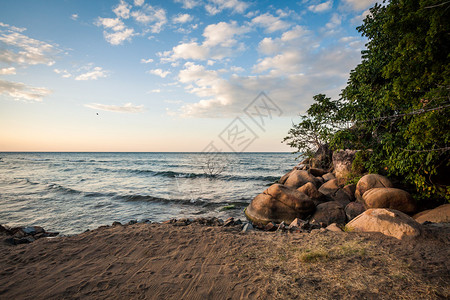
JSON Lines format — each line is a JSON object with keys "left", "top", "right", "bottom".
{"left": 244, "top": 151, "right": 448, "bottom": 240}
{"left": 1, "top": 224, "right": 59, "bottom": 245}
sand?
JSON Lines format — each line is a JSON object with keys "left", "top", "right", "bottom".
{"left": 0, "top": 222, "right": 449, "bottom": 299}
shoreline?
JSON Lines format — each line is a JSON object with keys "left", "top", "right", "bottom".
{"left": 1, "top": 219, "right": 449, "bottom": 299}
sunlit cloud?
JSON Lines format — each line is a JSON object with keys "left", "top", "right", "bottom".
{"left": 0, "top": 67, "right": 16, "bottom": 75}
{"left": 75, "top": 66, "right": 109, "bottom": 81}
{"left": 308, "top": 1, "right": 333, "bottom": 13}
{"left": 84, "top": 102, "right": 145, "bottom": 113}
{"left": 148, "top": 68, "right": 171, "bottom": 78}
{"left": 0, "top": 79, "right": 51, "bottom": 102}
{"left": 71, "top": 14, "right": 79, "bottom": 20}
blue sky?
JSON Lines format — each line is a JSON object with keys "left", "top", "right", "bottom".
{"left": 0, "top": 0, "right": 377, "bottom": 151}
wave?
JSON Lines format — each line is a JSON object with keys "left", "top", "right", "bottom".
{"left": 47, "top": 183, "right": 83, "bottom": 195}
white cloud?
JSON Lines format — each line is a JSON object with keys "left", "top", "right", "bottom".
{"left": 75, "top": 67, "right": 109, "bottom": 81}
{"left": 140, "top": 58, "right": 154, "bottom": 63}
{"left": 351, "top": 9, "right": 372, "bottom": 24}
{"left": 134, "top": 0, "right": 145, "bottom": 6}
{"left": 308, "top": 1, "right": 333, "bottom": 13}
{"left": 325, "top": 13, "right": 342, "bottom": 31}
{"left": 85, "top": 102, "right": 145, "bottom": 113}
{"left": 342, "top": 0, "right": 378, "bottom": 11}
{"left": 53, "top": 68, "right": 72, "bottom": 78}
{"left": 251, "top": 13, "right": 290, "bottom": 33}
{"left": 131, "top": 5, "right": 167, "bottom": 33}
{"left": 174, "top": 0, "right": 200, "bottom": 9}
{"left": 0, "top": 67, "right": 16, "bottom": 75}
{"left": 95, "top": 18, "right": 125, "bottom": 31}
{"left": 0, "top": 22, "right": 26, "bottom": 32}
{"left": 71, "top": 14, "right": 79, "bottom": 20}
{"left": 149, "top": 89, "right": 161, "bottom": 93}
{"left": 113, "top": 0, "right": 131, "bottom": 19}
{"left": 103, "top": 28, "right": 135, "bottom": 45}
{"left": 161, "top": 21, "right": 249, "bottom": 62}
{"left": 172, "top": 13, "right": 193, "bottom": 24}
{"left": 205, "top": 0, "right": 249, "bottom": 15}
{"left": 0, "top": 79, "right": 51, "bottom": 102}
{"left": 0, "top": 29, "right": 57, "bottom": 66}
{"left": 148, "top": 68, "right": 171, "bottom": 78}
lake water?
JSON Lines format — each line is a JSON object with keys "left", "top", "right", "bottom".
{"left": 0, "top": 152, "right": 295, "bottom": 235}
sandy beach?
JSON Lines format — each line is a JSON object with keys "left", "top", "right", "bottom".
{"left": 1, "top": 221, "right": 449, "bottom": 299}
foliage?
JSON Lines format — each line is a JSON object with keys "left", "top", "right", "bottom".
{"left": 282, "top": 94, "right": 348, "bottom": 158}
{"left": 285, "top": 0, "right": 450, "bottom": 202}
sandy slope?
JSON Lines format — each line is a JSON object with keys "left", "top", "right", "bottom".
{"left": 0, "top": 222, "right": 449, "bottom": 299}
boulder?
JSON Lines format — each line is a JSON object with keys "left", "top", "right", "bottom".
{"left": 245, "top": 184, "right": 316, "bottom": 225}
{"left": 278, "top": 169, "right": 293, "bottom": 184}
{"left": 413, "top": 204, "right": 450, "bottom": 224}
{"left": 311, "top": 144, "right": 333, "bottom": 169}
{"left": 318, "top": 179, "right": 341, "bottom": 196}
{"left": 326, "top": 223, "right": 343, "bottom": 232}
{"left": 343, "top": 184, "right": 356, "bottom": 201}
{"left": 284, "top": 170, "right": 320, "bottom": 189}
{"left": 297, "top": 182, "right": 325, "bottom": 201}
{"left": 311, "top": 201, "right": 346, "bottom": 226}
{"left": 345, "top": 202, "right": 366, "bottom": 221}
{"left": 346, "top": 208, "right": 422, "bottom": 240}
{"left": 332, "top": 149, "right": 358, "bottom": 179}
{"left": 355, "top": 174, "right": 394, "bottom": 202}
{"left": 362, "top": 188, "right": 416, "bottom": 214}
{"left": 322, "top": 173, "right": 336, "bottom": 182}
{"left": 309, "top": 168, "right": 328, "bottom": 177}
{"left": 331, "top": 189, "right": 352, "bottom": 207}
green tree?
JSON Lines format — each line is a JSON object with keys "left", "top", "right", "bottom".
{"left": 285, "top": 0, "right": 450, "bottom": 202}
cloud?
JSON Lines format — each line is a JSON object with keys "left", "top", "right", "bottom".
{"left": 71, "top": 14, "right": 79, "bottom": 20}
{"left": 0, "top": 22, "right": 26, "bottom": 32}
{"left": 0, "top": 79, "right": 51, "bottom": 102}
{"left": 174, "top": 0, "right": 200, "bottom": 9}
{"left": 148, "top": 68, "right": 171, "bottom": 78}
{"left": 149, "top": 89, "right": 161, "bottom": 93}
{"left": 161, "top": 21, "right": 249, "bottom": 62}
{"left": 0, "top": 67, "right": 16, "bottom": 75}
{"left": 0, "top": 29, "right": 58, "bottom": 66}
{"left": 103, "top": 28, "right": 135, "bottom": 45}
{"left": 342, "top": 0, "right": 378, "bottom": 11}
{"left": 170, "top": 22, "right": 363, "bottom": 118}
{"left": 95, "top": 18, "right": 125, "bottom": 31}
{"left": 75, "top": 67, "right": 109, "bottom": 80}
{"left": 113, "top": 0, "right": 131, "bottom": 19}
{"left": 84, "top": 102, "right": 145, "bottom": 113}
{"left": 131, "top": 5, "right": 167, "bottom": 33}
{"left": 134, "top": 0, "right": 145, "bottom": 6}
{"left": 251, "top": 13, "right": 290, "bottom": 33}
{"left": 308, "top": 1, "right": 333, "bottom": 13}
{"left": 172, "top": 13, "right": 193, "bottom": 24}
{"left": 205, "top": 0, "right": 249, "bottom": 15}
{"left": 53, "top": 68, "right": 72, "bottom": 78}
{"left": 140, "top": 58, "right": 154, "bottom": 63}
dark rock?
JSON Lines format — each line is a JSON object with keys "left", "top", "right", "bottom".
{"left": 343, "top": 184, "right": 356, "bottom": 201}
{"left": 345, "top": 202, "right": 366, "bottom": 221}
{"left": 22, "top": 227, "right": 36, "bottom": 235}
{"left": 276, "top": 221, "right": 286, "bottom": 231}
{"left": 318, "top": 179, "right": 341, "bottom": 196}
{"left": 224, "top": 217, "right": 234, "bottom": 227}
{"left": 331, "top": 189, "right": 352, "bottom": 207}
{"left": 278, "top": 169, "right": 294, "bottom": 184}
{"left": 234, "top": 219, "right": 242, "bottom": 225}
{"left": 311, "top": 144, "right": 333, "bottom": 169}
{"left": 112, "top": 221, "right": 122, "bottom": 226}
{"left": 309, "top": 168, "right": 328, "bottom": 177}
{"left": 311, "top": 201, "right": 346, "bottom": 226}
{"left": 322, "top": 173, "right": 336, "bottom": 182}
{"left": 297, "top": 182, "right": 325, "bottom": 202}
{"left": 264, "top": 222, "right": 277, "bottom": 231}
{"left": 128, "top": 220, "right": 138, "bottom": 225}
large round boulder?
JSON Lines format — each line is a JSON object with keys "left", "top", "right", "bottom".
{"left": 346, "top": 208, "right": 422, "bottom": 240}
{"left": 318, "top": 179, "right": 340, "bottom": 196}
{"left": 284, "top": 170, "right": 320, "bottom": 189}
{"left": 311, "top": 201, "right": 346, "bottom": 226}
{"left": 413, "top": 204, "right": 450, "bottom": 224}
{"left": 245, "top": 184, "right": 316, "bottom": 225}
{"left": 362, "top": 188, "right": 416, "bottom": 214}
{"left": 355, "top": 174, "right": 393, "bottom": 201}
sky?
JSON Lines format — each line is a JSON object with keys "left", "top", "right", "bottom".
{"left": 0, "top": 0, "right": 378, "bottom": 152}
